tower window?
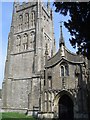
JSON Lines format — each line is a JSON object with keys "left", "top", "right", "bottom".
{"left": 19, "top": 15, "right": 23, "bottom": 30}
{"left": 16, "top": 35, "right": 21, "bottom": 46}
{"left": 23, "top": 43, "right": 28, "bottom": 50}
{"left": 25, "top": 13, "right": 29, "bottom": 22}
{"left": 19, "top": 15, "right": 23, "bottom": 22}
{"left": 16, "top": 35, "right": 21, "bottom": 53}
{"left": 25, "top": 13, "right": 29, "bottom": 28}
{"left": 31, "top": 12, "right": 35, "bottom": 27}
{"left": 30, "top": 31, "right": 35, "bottom": 49}
{"left": 22, "top": 33, "right": 28, "bottom": 51}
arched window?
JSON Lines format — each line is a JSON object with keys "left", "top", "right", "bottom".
{"left": 16, "top": 35, "right": 21, "bottom": 52}
{"left": 45, "top": 92, "right": 47, "bottom": 101}
{"left": 44, "top": 92, "right": 47, "bottom": 112}
{"left": 23, "top": 34, "right": 28, "bottom": 43}
{"left": 31, "top": 12, "right": 35, "bottom": 27}
{"left": 61, "top": 66, "right": 64, "bottom": 76}
{"left": 25, "top": 13, "right": 29, "bottom": 28}
{"left": 48, "top": 92, "right": 52, "bottom": 111}
{"left": 16, "top": 35, "right": 21, "bottom": 46}
{"left": 48, "top": 92, "right": 51, "bottom": 101}
{"left": 19, "top": 15, "right": 23, "bottom": 30}
{"left": 60, "top": 63, "right": 69, "bottom": 77}
{"left": 65, "top": 65, "right": 69, "bottom": 76}
{"left": 19, "top": 15, "right": 23, "bottom": 22}
{"left": 29, "top": 31, "right": 35, "bottom": 49}
{"left": 25, "top": 13, "right": 29, "bottom": 22}
{"left": 22, "top": 33, "right": 28, "bottom": 50}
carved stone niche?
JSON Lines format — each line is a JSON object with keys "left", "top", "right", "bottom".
{"left": 75, "top": 64, "right": 80, "bottom": 76}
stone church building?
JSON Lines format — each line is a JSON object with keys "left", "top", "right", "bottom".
{"left": 2, "top": 1, "right": 89, "bottom": 120}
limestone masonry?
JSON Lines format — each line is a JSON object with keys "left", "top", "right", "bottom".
{"left": 2, "top": 1, "right": 89, "bottom": 120}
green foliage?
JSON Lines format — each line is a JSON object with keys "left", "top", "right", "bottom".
{"left": 0, "top": 112, "right": 2, "bottom": 120}
{"left": 54, "top": 2, "right": 90, "bottom": 58}
{"left": 1, "top": 112, "right": 36, "bottom": 120}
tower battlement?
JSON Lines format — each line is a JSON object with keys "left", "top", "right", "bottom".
{"left": 14, "top": 1, "right": 51, "bottom": 14}
{"left": 15, "top": 2, "right": 37, "bottom": 12}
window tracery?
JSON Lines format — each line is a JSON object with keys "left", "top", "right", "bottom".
{"left": 19, "top": 15, "right": 23, "bottom": 22}
{"left": 61, "top": 66, "right": 64, "bottom": 76}
{"left": 31, "top": 12, "right": 35, "bottom": 27}
{"left": 16, "top": 35, "right": 21, "bottom": 46}
{"left": 45, "top": 92, "right": 47, "bottom": 101}
{"left": 44, "top": 92, "right": 47, "bottom": 111}
{"left": 60, "top": 63, "right": 69, "bottom": 77}
{"left": 19, "top": 15, "right": 23, "bottom": 30}
{"left": 65, "top": 65, "right": 69, "bottom": 76}
{"left": 25, "top": 13, "right": 29, "bottom": 28}
{"left": 25, "top": 13, "right": 29, "bottom": 22}
{"left": 16, "top": 35, "right": 21, "bottom": 52}
{"left": 30, "top": 31, "right": 35, "bottom": 49}
{"left": 22, "top": 34, "right": 28, "bottom": 50}
{"left": 48, "top": 92, "right": 51, "bottom": 111}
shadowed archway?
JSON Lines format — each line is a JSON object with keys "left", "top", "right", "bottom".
{"left": 58, "top": 94, "right": 74, "bottom": 120}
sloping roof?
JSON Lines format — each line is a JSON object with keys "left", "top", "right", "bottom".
{"left": 45, "top": 47, "right": 84, "bottom": 68}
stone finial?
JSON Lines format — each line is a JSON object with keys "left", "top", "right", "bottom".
{"left": 13, "top": 0, "right": 19, "bottom": 13}
{"left": 14, "top": 0, "right": 19, "bottom": 6}
{"left": 59, "top": 21, "right": 65, "bottom": 47}
{"left": 50, "top": 9, "right": 52, "bottom": 20}
{"left": 47, "top": 0, "right": 50, "bottom": 8}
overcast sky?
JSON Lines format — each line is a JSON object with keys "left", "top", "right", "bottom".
{"left": 0, "top": 1, "right": 76, "bottom": 89}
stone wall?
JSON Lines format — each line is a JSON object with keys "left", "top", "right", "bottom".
{"left": 0, "top": 89, "right": 2, "bottom": 112}
{"left": 0, "top": 99, "right": 2, "bottom": 112}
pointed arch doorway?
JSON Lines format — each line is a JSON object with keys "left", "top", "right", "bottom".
{"left": 58, "top": 94, "right": 74, "bottom": 120}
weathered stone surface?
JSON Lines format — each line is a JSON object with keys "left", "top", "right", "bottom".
{"left": 2, "top": 1, "right": 55, "bottom": 114}
{"left": 2, "top": 1, "right": 89, "bottom": 120}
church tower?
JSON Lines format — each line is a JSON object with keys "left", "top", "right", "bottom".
{"left": 2, "top": 1, "right": 89, "bottom": 119}
{"left": 2, "top": 1, "right": 55, "bottom": 114}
